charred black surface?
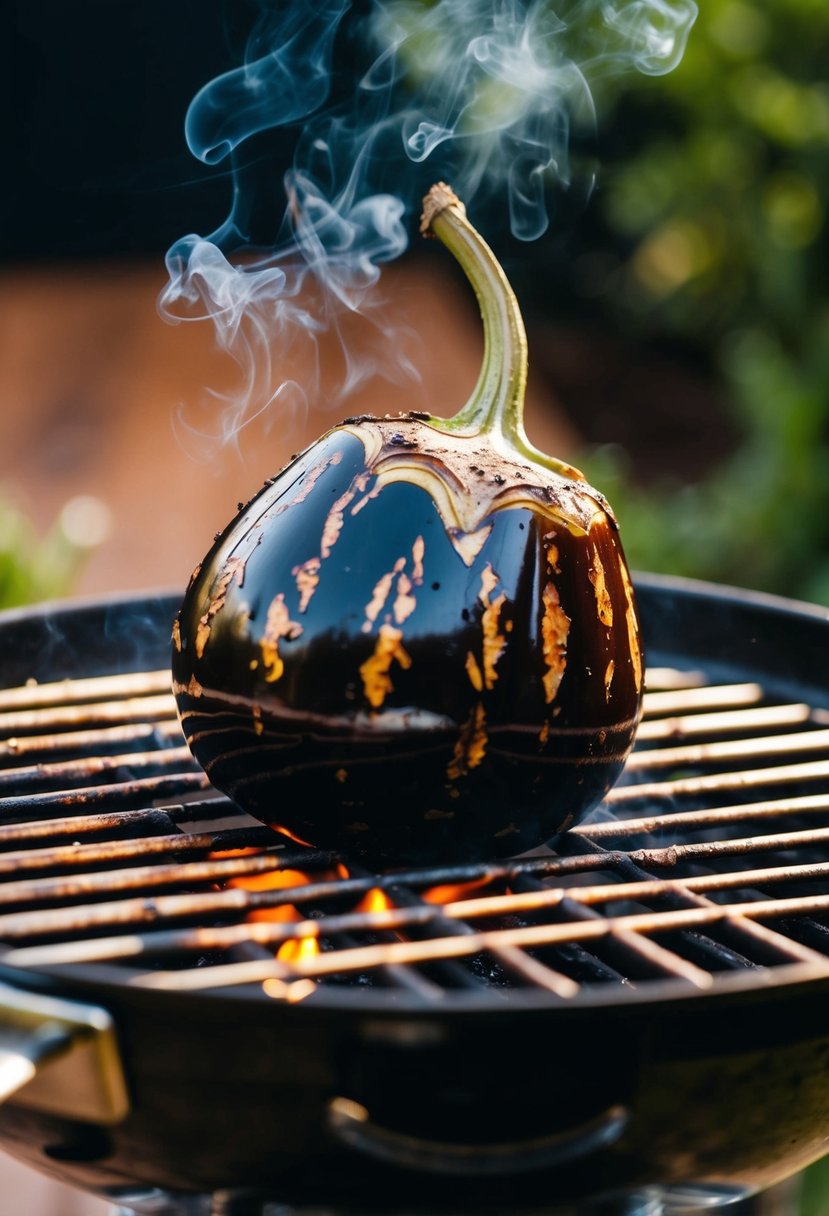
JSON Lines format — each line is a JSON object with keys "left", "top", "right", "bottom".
{"left": 173, "top": 420, "right": 642, "bottom": 866}
{"left": 173, "top": 187, "right": 644, "bottom": 864}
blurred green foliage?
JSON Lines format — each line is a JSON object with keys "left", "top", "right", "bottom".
{"left": 800, "top": 1152, "right": 829, "bottom": 1216}
{"left": 0, "top": 495, "right": 102, "bottom": 610}
{"left": 579, "top": 0, "right": 829, "bottom": 603}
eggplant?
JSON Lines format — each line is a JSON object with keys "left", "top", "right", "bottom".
{"left": 172, "top": 183, "right": 643, "bottom": 866}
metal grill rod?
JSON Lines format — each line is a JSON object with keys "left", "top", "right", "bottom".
{"left": 9, "top": 851, "right": 829, "bottom": 970}
{"left": 580, "top": 793, "right": 829, "bottom": 839}
{"left": 0, "top": 745, "right": 200, "bottom": 793}
{"left": 0, "top": 720, "right": 183, "bottom": 761}
{"left": 0, "top": 771, "right": 212, "bottom": 819}
{"left": 4, "top": 804, "right": 829, "bottom": 938}
{"left": 607, "top": 758, "right": 829, "bottom": 804}
{"left": 0, "top": 797, "right": 236, "bottom": 848}
{"left": 0, "top": 696, "right": 177, "bottom": 736}
{"left": 123, "top": 889, "right": 829, "bottom": 990}
{"left": 555, "top": 836, "right": 821, "bottom": 972}
{"left": 0, "top": 670, "right": 171, "bottom": 711}
{"left": 11, "top": 810, "right": 829, "bottom": 912}
{"left": 624, "top": 728, "right": 829, "bottom": 771}
{"left": 641, "top": 683, "right": 763, "bottom": 715}
{"left": 635, "top": 702, "right": 819, "bottom": 742}
{"left": 0, "top": 652, "right": 828, "bottom": 1005}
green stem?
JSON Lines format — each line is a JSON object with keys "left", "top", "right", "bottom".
{"left": 421, "top": 183, "right": 580, "bottom": 479}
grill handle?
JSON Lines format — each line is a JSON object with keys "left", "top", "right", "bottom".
{"left": 327, "top": 1095, "right": 629, "bottom": 1176}
{"left": 0, "top": 980, "right": 129, "bottom": 1123}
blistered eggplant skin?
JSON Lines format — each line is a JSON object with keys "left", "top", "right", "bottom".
{"left": 172, "top": 417, "right": 643, "bottom": 866}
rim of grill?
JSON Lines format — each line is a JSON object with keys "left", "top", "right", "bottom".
{"left": 1, "top": 578, "right": 829, "bottom": 1012}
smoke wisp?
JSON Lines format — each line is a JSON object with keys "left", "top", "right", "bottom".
{"left": 160, "top": 0, "right": 698, "bottom": 442}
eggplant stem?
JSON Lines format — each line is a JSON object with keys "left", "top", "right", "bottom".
{"left": 421, "top": 183, "right": 580, "bottom": 479}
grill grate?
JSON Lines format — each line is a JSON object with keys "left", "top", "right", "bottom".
{"left": 1, "top": 600, "right": 829, "bottom": 1007}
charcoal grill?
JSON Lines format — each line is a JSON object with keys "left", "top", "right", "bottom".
{"left": 0, "top": 573, "right": 828, "bottom": 1215}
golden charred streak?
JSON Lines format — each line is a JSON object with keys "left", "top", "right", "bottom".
{"left": 450, "top": 523, "right": 493, "bottom": 568}
{"left": 479, "top": 564, "right": 498, "bottom": 602}
{"left": 276, "top": 452, "right": 343, "bottom": 515}
{"left": 261, "top": 594, "right": 303, "bottom": 684}
{"left": 393, "top": 572, "right": 417, "bottom": 625}
{"left": 195, "top": 557, "right": 246, "bottom": 659}
{"left": 172, "top": 674, "right": 204, "bottom": 699}
{"left": 252, "top": 704, "right": 264, "bottom": 736}
{"left": 412, "top": 535, "right": 425, "bottom": 584}
{"left": 194, "top": 622, "right": 211, "bottom": 661}
{"left": 359, "top": 623, "right": 412, "bottom": 709}
{"left": 620, "top": 563, "right": 643, "bottom": 694}
{"left": 446, "top": 702, "right": 488, "bottom": 781}
{"left": 589, "top": 551, "right": 614, "bottom": 627}
{"left": 351, "top": 482, "right": 382, "bottom": 516}
{"left": 226, "top": 555, "right": 247, "bottom": 585}
{"left": 465, "top": 651, "right": 484, "bottom": 692}
{"left": 478, "top": 563, "right": 508, "bottom": 689}
{"left": 362, "top": 558, "right": 406, "bottom": 634}
{"left": 539, "top": 720, "right": 550, "bottom": 746}
{"left": 171, "top": 617, "right": 182, "bottom": 653}
{"left": 293, "top": 557, "right": 321, "bottom": 613}
{"left": 541, "top": 582, "right": 570, "bottom": 704}
{"left": 544, "top": 537, "right": 561, "bottom": 574}
{"left": 605, "top": 659, "right": 616, "bottom": 699}
{"left": 321, "top": 472, "right": 370, "bottom": 559}
{"left": 362, "top": 572, "right": 395, "bottom": 633}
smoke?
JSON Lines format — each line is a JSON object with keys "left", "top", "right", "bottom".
{"left": 160, "top": 0, "right": 698, "bottom": 443}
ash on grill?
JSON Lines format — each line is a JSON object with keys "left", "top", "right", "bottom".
{"left": 1, "top": 662, "right": 829, "bottom": 1002}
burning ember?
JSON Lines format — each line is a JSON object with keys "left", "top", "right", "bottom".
{"left": 355, "top": 887, "right": 394, "bottom": 915}
{"left": 275, "top": 933, "right": 320, "bottom": 965}
{"left": 226, "top": 868, "right": 312, "bottom": 925}
{"left": 271, "top": 824, "right": 316, "bottom": 849}
{"left": 421, "top": 877, "right": 495, "bottom": 905}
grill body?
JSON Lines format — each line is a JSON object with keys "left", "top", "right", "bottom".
{"left": 4, "top": 966, "right": 829, "bottom": 1211}
{"left": 0, "top": 576, "right": 826, "bottom": 1211}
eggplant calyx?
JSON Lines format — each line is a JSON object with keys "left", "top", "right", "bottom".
{"left": 420, "top": 182, "right": 583, "bottom": 484}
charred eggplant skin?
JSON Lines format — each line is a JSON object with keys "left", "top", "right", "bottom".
{"left": 173, "top": 416, "right": 642, "bottom": 866}
{"left": 173, "top": 184, "right": 643, "bottom": 865}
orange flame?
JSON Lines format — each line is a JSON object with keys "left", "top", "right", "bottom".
{"left": 356, "top": 887, "right": 393, "bottom": 914}
{"left": 208, "top": 846, "right": 261, "bottom": 860}
{"left": 277, "top": 933, "right": 320, "bottom": 964}
{"left": 228, "top": 867, "right": 311, "bottom": 924}
{"left": 228, "top": 867, "right": 311, "bottom": 893}
{"left": 271, "top": 823, "right": 316, "bottom": 849}
{"left": 421, "top": 877, "right": 493, "bottom": 905}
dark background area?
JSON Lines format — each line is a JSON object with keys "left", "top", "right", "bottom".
{"left": 2, "top": 1, "right": 243, "bottom": 261}
{"left": 0, "top": 0, "right": 567, "bottom": 604}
